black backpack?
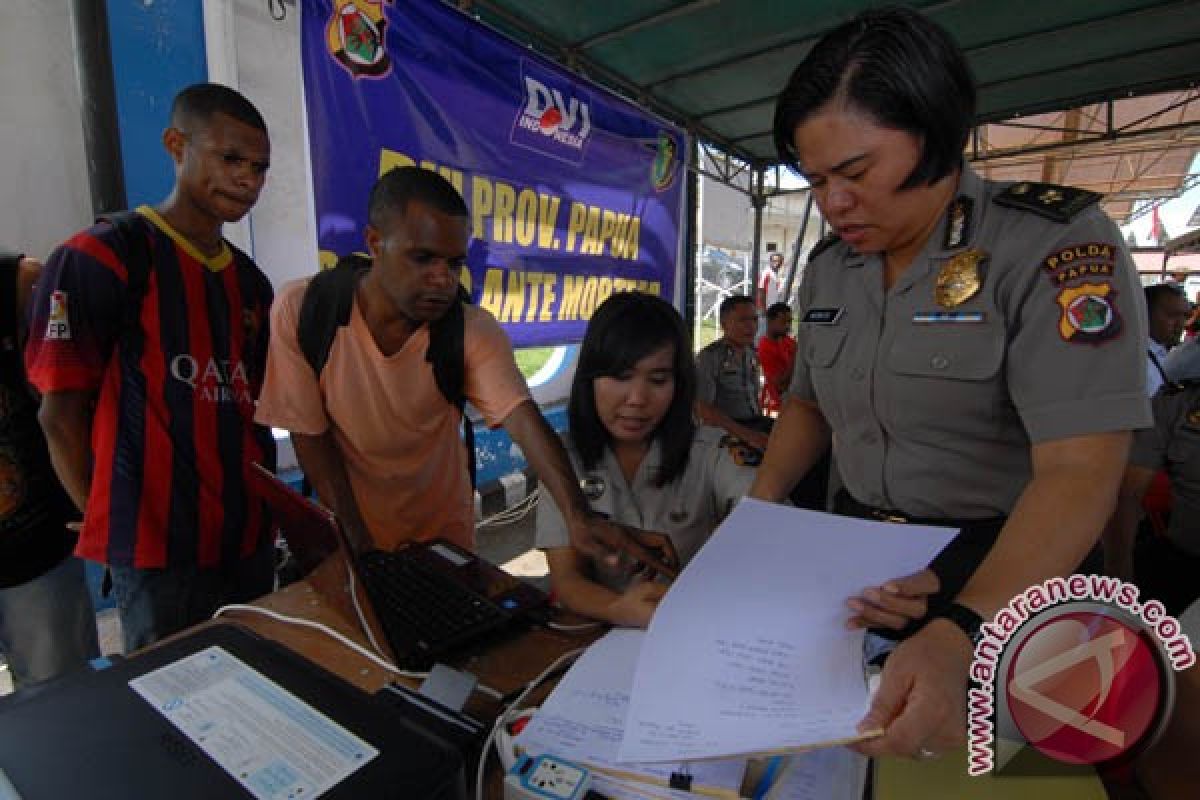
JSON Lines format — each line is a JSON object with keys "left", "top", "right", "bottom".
{"left": 296, "top": 254, "right": 476, "bottom": 488}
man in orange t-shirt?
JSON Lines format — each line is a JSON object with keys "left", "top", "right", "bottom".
{"left": 257, "top": 167, "right": 665, "bottom": 570}
{"left": 757, "top": 302, "right": 796, "bottom": 414}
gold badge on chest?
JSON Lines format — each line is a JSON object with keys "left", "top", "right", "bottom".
{"left": 935, "top": 248, "right": 987, "bottom": 308}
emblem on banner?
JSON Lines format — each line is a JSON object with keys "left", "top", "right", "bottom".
{"left": 326, "top": 0, "right": 392, "bottom": 79}
{"left": 1057, "top": 282, "right": 1121, "bottom": 344}
{"left": 650, "top": 131, "right": 680, "bottom": 191}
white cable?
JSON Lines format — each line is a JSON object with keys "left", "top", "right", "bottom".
{"left": 211, "top": 603, "right": 429, "bottom": 679}
{"left": 344, "top": 558, "right": 387, "bottom": 657}
{"left": 477, "top": 487, "right": 541, "bottom": 529}
{"left": 475, "top": 646, "right": 585, "bottom": 800}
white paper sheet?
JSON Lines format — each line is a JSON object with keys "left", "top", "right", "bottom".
{"left": 129, "top": 646, "right": 377, "bottom": 800}
{"left": 618, "top": 499, "right": 957, "bottom": 762}
{"left": 516, "top": 629, "right": 746, "bottom": 794}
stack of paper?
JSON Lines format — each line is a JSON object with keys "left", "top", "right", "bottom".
{"left": 517, "top": 499, "right": 955, "bottom": 797}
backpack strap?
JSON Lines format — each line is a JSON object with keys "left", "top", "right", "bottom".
{"left": 427, "top": 284, "right": 475, "bottom": 488}
{"left": 297, "top": 254, "right": 370, "bottom": 375}
{"left": 298, "top": 258, "right": 477, "bottom": 489}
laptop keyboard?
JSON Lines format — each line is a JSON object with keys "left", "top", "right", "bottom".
{"left": 358, "top": 550, "right": 508, "bottom": 667}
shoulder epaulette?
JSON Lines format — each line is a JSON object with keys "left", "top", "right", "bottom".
{"left": 807, "top": 233, "right": 841, "bottom": 262}
{"left": 993, "top": 181, "right": 1101, "bottom": 223}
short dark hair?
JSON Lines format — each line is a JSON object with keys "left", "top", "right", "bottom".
{"left": 766, "top": 302, "right": 792, "bottom": 321}
{"left": 368, "top": 166, "right": 468, "bottom": 230}
{"left": 568, "top": 293, "right": 695, "bottom": 487}
{"left": 719, "top": 295, "right": 754, "bottom": 320}
{"left": 773, "top": 6, "right": 974, "bottom": 189}
{"left": 171, "top": 83, "right": 266, "bottom": 134}
{"left": 1145, "top": 282, "right": 1187, "bottom": 313}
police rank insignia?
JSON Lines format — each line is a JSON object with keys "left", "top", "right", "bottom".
{"left": 1057, "top": 282, "right": 1121, "bottom": 344}
{"left": 942, "top": 196, "right": 973, "bottom": 249}
{"left": 935, "top": 249, "right": 986, "bottom": 308}
{"left": 580, "top": 475, "right": 606, "bottom": 500}
{"left": 326, "top": 1, "right": 393, "bottom": 79}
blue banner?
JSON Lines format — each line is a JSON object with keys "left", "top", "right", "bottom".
{"left": 302, "top": 0, "right": 686, "bottom": 347}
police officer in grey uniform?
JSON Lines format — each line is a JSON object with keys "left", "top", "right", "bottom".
{"left": 695, "top": 295, "right": 770, "bottom": 451}
{"left": 1105, "top": 381, "right": 1200, "bottom": 614}
{"left": 538, "top": 293, "right": 756, "bottom": 628}
{"left": 749, "top": 7, "right": 1150, "bottom": 761}
{"left": 537, "top": 427, "right": 754, "bottom": 609}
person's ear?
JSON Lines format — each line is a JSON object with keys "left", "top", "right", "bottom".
{"left": 365, "top": 224, "right": 383, "bottom": 260}
{"left": 163, "top": 127, "right": 186, "bottom": 165}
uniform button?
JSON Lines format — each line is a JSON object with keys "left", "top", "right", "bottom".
{"left": 851, "top": 367, "right": 865, "bottom": 381}
{"left": 930, "top": 354, "right": 950, "bottom": 370}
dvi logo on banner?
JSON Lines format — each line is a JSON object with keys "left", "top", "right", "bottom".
{"left": 967, "top": 575, "right": 1194, "bottom": 776}
{"left": 511, "top": 59, "right": 592, "bottom": 165}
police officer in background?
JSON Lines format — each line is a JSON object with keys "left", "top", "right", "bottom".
{"left": 694, "top": 295, "right": 769, "bottom": 451}
{"left": 1104, "top": 380, "right": 1200, "bottom": 615}
{"left": 750, "top": 7, "right": 1149, "bottom": 760}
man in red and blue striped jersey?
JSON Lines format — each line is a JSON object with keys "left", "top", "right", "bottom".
{"left": 26, "top": 84, "right": 276, "bottom": 652}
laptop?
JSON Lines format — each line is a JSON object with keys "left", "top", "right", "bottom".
{"left": 248, "top": 464, "right": 547, "bottom": 670}
{"left": 0, "top": 623, "right": 466, "bottom": 799}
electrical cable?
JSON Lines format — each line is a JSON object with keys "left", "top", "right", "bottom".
{"left": 474, "top": 646, "right": 584, "bottom": 800}
{"left": 211, "top": 603, "right": 428, "bottom": 679}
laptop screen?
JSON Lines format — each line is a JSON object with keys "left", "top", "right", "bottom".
{"left": 248, "top": 463, "right": 342, "bottom": 579}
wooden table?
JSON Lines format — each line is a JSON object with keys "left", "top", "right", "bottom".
{"left": 215, "top": 554, "right": 601, "bottom": 798}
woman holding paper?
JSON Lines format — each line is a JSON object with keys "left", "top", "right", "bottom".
{"left": 749, "top": 7, "right": 1148, "bottom": 759}
{"left": 536, "top": 293, "right": 755, "bottom": 628}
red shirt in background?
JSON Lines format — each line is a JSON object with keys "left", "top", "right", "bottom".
{"left": 757, "top": 334, "right": 797, "bottom": 414}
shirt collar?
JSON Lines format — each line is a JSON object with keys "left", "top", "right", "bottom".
{"left": 932, "top": 163, "right": 986, "bottom": 258}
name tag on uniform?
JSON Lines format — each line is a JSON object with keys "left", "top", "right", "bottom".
{"left": 803, "top": 307, "right": 844, "bottom": 325}
{"left": 913, "top": 311, "right": 986, "bottom": 324}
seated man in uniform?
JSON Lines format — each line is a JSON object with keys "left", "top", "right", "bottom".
{"left": 694, "top": 295, "right": 770, "bottom": 451}
{"left": 256, "top": 167, "right": 660, "bottom": 568}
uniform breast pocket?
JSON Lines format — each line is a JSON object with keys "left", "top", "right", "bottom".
{"left": 804, "top": 326, "right": 849, "bottom": 369}
{"left": 802, "top": 326, "right": 850, "bottom": 427}
{"left": 886, "top": 324, "right": 1008, "bottom": 436}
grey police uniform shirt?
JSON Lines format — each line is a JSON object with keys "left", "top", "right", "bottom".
{"left": 788, "top": 166, "right": 1152, "bottom": 519}
{"left": 695, "top": 339, "right": 762, "bottom": 420}
{"left": 1130, "top": 383, "right": 1200, "bottom": 555}
{"left": 1165, "top": 338, "right": 1200, "bottom": 383}
{"left": 536, "top": 426, "right": 755, "bottom": 591}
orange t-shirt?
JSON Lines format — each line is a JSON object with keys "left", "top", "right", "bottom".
{"left": 255, "top": 279, "right": 530, "bottom": 551}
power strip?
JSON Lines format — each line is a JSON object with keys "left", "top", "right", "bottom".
{"left": 504, "top": 754, "right": 591, "bottom": 800}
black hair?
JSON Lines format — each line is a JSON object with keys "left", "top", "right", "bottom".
{"left": 568, "top": 293, "right": 696, "bottom": 487}
{"left": 171, "top": 83, "right": 267, "bottom": 134}
{"left": 719, "top": 294, "right": 754, "bottom": 320}
{"left": 766, "top": 302, "right": 792, "bottom": 321}
{"left": 773, "top": 6, "right": 974, "bottom": 189}
{"left": 1145, "top": 282, "right": 1187, "bottom": 313}
{"left": 368, "top": 166, "right": 468, "bottom": 230}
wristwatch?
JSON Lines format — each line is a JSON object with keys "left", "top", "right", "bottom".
{"left": 929, "top": 602, "right": 984, "bottom": 646}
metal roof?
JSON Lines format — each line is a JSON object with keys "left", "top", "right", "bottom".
{"left": 462, "top": 0, "right": 1200, "bottom": 220}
